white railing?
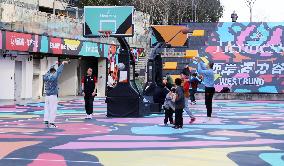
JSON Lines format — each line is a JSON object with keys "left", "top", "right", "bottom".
{"left": 0, "top": 3, "right": 149, "bottom": 47}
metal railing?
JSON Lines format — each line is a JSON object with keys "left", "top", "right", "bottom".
{"left": 0, "top": 3, "right": 149, "bottom": 47}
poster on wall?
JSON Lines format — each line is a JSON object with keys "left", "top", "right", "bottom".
{"left": 5, "top": 31, "right": 39, "bottom": 52}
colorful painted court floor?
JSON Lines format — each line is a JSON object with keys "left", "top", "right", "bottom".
{"left": 0, "top": 98, "right": 284, "bottom": 166}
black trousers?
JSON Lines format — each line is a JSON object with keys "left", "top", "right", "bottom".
{"left": 205, "top": 87, "right": 215, "bottom": 117}
{"left": 190, "top": 89, "right": 197, "bottom": 102}
{"left": 175, "top": 108, "right": 183, "bottom": 127}
{"left": 84, "top": 95, "right": 94, "bottom": 115}
{"left": 164, "top": 108, "right": 174, "bottom": 124}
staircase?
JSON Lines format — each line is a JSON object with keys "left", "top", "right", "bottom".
{"left": 135, "top": 55, "right": 148, "bottom": 76}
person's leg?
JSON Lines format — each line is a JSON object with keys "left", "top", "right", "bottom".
{"left": 164, "top": 108, "right": 169, "bottom": 124}
{"left": 205, "top": 87, "right": 210, "bottom": 117}
{"left": 89, "top": 96, "right": 94, "bottom": 116}
{"left": 190, "top": 89, "right": 194, "bottom": 102}
{"left": 174, "top": 109, "right": 179, "bottom": 127}
{"left": 44, "top": 96, "right": 50, "bottom": 123}
{"left": 184, "top": 98, "right": 194, "bottom": 118}
{"left": 85, "top": 95, "right": 93, "bottom": 119}
{"left": 207, "top": 88, "right": 215, "bottom": 118}
{"left": 49, "top": 95, "right": 58, "bottom": 127}
{"left": 174, "top": 109, "right": 182, "bottom": 128}
{"left": 180, "top": 109, "right": 184, "bottom": 128}
{"left": 192, "top": 89, "right": 196, "bottom": 102}
{"left": 169, "top": 108, "right": 174, "bottom": 124}
{"left": 84, "top": 96, "right": 89, "bottom": 115}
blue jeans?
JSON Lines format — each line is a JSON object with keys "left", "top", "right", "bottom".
{"left": 184, "top": 97, "right": 194, "bottom": 118}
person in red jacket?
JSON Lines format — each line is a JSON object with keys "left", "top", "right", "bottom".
{"left": 81, "top": 68, "right": 97, "bottom": 119}
{"left": 181, "top": 72, "right": 196, "bottom": 124}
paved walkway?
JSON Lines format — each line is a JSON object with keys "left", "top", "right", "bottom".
{"left": 0, "top": 97, "right": 284, "bottom": 166}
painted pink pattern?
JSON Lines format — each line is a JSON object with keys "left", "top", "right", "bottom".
{"left": 260, "top": 52, "right": 273, "bottom": 57}
{"left": 236, "top": 25, "right": 256, "bottom": 46}
{"left": 267, "top": 28, "right": 283, "bottom": 45}
{"left": 206, "top": 46, "right": 231, "bottom": 62}
{"left": 28, "top": 153, "right": 67, "bottom": 166}
{"left": 233, "top": 73, "right": 250, "bottom": 78}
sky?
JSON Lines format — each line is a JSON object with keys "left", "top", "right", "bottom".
{"left": 220, "top": 0, "right": 284, "bottom": 22}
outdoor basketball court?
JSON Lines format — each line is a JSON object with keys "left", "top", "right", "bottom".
{"left": 0, "top": 98, "right": 283, "bottom": 166}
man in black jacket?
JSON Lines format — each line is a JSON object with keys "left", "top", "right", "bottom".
{"left": 81, "top": 68, "right": 97, "bottom": 119}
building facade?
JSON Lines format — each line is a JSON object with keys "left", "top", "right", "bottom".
{"left": 0, "top": 0, "right": 149, "bottom": 101}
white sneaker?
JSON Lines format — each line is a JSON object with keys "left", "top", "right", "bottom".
{"left": 89, "top": 114, "right": 93, "bottom": 119}
{"left": 203, "top": 117, "right": 212, "bottom": 123}
{"left": 49, "top": 123, "right": 58, "bottom": 128}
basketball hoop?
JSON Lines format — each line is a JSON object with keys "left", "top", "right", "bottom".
{"left": 98, "top": 30, "right": 112, "bottom": 43}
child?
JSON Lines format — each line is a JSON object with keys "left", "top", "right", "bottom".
{"left": 173, "top": 78, "right": 185, "bottom": 129}
{"left": 190, "top": 73, "right": 202, "bottom": 105}
{"left": 163, "top": 88, "right": 176, "bottom": 125}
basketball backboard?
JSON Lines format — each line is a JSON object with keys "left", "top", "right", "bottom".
{"left": 150, "top": 25, "right": 189, "bottom": 47}
{"left": 84, "top": 6, "right": 134, "bottom": 38}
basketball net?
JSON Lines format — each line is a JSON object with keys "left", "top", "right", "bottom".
{"left": 98, "top": 30, "right": 112, "bottom": 44}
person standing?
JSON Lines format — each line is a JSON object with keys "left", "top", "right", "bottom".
{"left": 81, "top": 68, "right": 97, "bottom": 119}
{"left": 165, "top": 73, "right": 173, "bottom": 90}
{"left": 163, "top": 87, "right": 176, "bottom": 125}
{"left": 182, "top": 65, "right": 191, "bottom": 77}
{"left": 197, "top": 57, "right": 215, "bottom": 122}
{"left": 43, "top": 61, "right": 68, "bottom": 128}
{"left": 190, "top": 73, "right": 202, "bottom": 105}
{"left": 173, "top": 78, "right": 185, "bottom": 129}
{"left": 107, "top": 71, "right": 115, "bottom": 92}
{"left": 181, "top": 72, "right": 196, "bottom": 124}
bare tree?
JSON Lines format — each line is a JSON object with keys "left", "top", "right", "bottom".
{"left": 79, "top": 0, "right": 223, "bottom": 24}
{"left": 244, "top": 0, "right": 257, "bottom": 22}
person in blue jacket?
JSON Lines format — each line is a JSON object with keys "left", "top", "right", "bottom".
{"left": 43, "top": 61, "right": 68, "bottom": 128}
{"left": 196, "top": 57, "right": 215, "bottom": 122}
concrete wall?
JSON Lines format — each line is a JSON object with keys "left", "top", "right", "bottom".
{"left": 39, "top": 0, "right": 67, "bottom": 10}
{"left": 21, "top": 56, "right": 33, "bottom": 99}
{"left": 0, "top": 55, "right": 33, "bottom": 100}
{"left": 0, "top": 57, "right": 15, "bottom": 100}
{"left": 97, "top": 58, "right": 107, "bottom": 97}
{"left": 58, "top": 59, "right": 79, "bottom": 97}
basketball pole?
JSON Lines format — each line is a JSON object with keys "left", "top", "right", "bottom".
{"left": 106, "top": 36, "right": 146, "bottom": 117}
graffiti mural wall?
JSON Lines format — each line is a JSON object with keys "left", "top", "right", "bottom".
{"left": 161, "top": 23, "right": 284, "bottom": 93}
{"left": 205, "top": 22, "right": 284, "bottom": 93}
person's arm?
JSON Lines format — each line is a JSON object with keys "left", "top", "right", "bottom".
{"left": 53, "top": 63, "right": 64, "bottom": 80}
{"left": 43, "top": 64, "right": 56, "bottom": 81}
{"left": 198, "top": 62, "right": 211, "bottom": 76}
{"left": 198, "top": 78, "right": 202, "bottom": 84}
